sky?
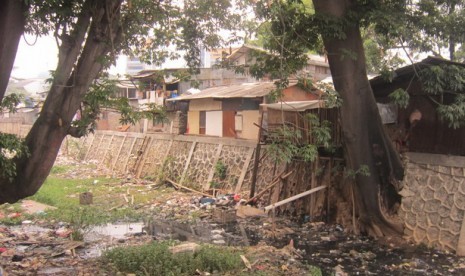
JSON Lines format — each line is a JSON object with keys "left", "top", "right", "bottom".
{"left": 13, "top": 35, "right": 58, "bottom": 79}
{"left": 12, "top": 34, "right": 192, "bottom": 79}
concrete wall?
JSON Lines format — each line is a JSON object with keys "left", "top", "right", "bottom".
{"left": 74, "top": 131, "right": 257, "bottom": 192}
{"left": 399, "top": 152, "right": 465, "bottom": 253}
{"left": 238, "top": 110, "right": 260, "bottom": 140}
{"left": 66, "top": 130, "right": 336, "bottom": 223}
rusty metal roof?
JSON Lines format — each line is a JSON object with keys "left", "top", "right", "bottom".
{"left": 166, "top": 82, "right": 277, "bottom": 101}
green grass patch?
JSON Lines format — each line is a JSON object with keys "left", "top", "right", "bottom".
{"left": 103, "top": 241, "right": 244, "bottom": 276}
{"left": 26, "top": 176, "right": 145, "bottom": 226}
{"left": 50, "top": 165, "right": 73, "bottom": 175}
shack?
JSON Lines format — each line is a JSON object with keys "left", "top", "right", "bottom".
{"left": 370, "top": 56, "right": 465, "bottom": 155}
{"left": 167, "top": 82, "right": 322, "bottom": 140}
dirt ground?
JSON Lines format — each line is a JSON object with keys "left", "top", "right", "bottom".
{"left": 1, "top": 156, "right": 465, "bottom": 275}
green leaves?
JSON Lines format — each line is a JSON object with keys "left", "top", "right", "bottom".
{"left": 0, "top": 133, "right": 30, "bottom": 182}
{"left": 437, "top": 94, "right": 465, "bottom": 129}
{"left": 71, "top": 77, "right": 167, "bottom": 136}
{"left": 0, "top": 94, "right": 23, "bottom": 114}
{"left": 389, "top": 88, "right": 410, "bottom": 109}
{"left": 267, "top": 113, "right": 333, "bottom": 164}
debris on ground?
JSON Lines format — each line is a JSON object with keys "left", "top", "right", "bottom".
{"left": 2, "top": 155, "right": 465, "bottom": 275}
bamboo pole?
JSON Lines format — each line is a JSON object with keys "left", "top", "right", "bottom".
{"left": 166, "top": 178, "right": 211, "bottom": 197}
{"left": 264, "top": 185, "right": 327, "bottom": 211}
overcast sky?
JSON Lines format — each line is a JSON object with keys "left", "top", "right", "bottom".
{"left": 13, "top": 35, "right": 58, "bottom": 79}
{"left": 12, "top": 34, "right": 189, "bottom": 79}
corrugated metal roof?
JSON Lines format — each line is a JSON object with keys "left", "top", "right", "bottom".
{"left": 166, "top": 82, "right": 277, "bottom": 101}
{"left": 116, "top": 80, "right": 137, "bottom": 89}
{"left": 131, "top": 70, "right": 179, "bottom": 84}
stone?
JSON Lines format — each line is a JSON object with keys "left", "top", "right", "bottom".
{"left": 404, "top": 212, "right": 417, "bottom": 230}
{"left": 424, "top": 199, "right": 441, "bottom": 213}
{"left": 434, "top": 187, "right": 449, "bottom": 203}
{"left": 411, "top": 200, "right": 425, "bottom": 214}
{"left": 450, "top": 205, "right": 464, "bottom": 222}
{"left": 444, "top": 180, "right": 458, "bottom": 193}
{"left": 413, "top": 226, "right": 427, "bottom": 243}
{"left": 427, "top": 213, "right": 440, "bottom": 227}
{"left": 438, "top": 205, "right": 451, "bottom": 218}
{"left": 428, "top": 175, "right": 444, "bottom": 192}
{"left": 454, "top": 193, "right": 465, "bottom": 210}
{"left": 79, "top": 192, "right": 93, "bottom": 205}
{"left": 426, "top": 227, "right": 440, "bottom": 243}
{"left": 416, "top": 213, "right": 428, "bottom": 229}
{"left": 399, "top": 188, "right": 415, "bottom": 197}
{"left": 420, "top": 187, "right": 435, "bottom": 202}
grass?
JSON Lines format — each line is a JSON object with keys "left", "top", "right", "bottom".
{"left": 103, "top": 241, "right": 244, "bottom": 276}
{"left": 0, "top": 164, "right": 163, "bottom": 227}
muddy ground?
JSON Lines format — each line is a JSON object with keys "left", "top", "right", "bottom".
{"left": 1, "top": 156, "right": 465, "bottom": 275}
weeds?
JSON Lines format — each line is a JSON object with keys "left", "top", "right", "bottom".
{"left": 214, "top": 161, "right": 227, "bottom": 180}
{"left": 103, "top": 241, "right": 243, "bottom": 276}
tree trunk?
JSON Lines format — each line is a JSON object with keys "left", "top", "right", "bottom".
{"left": 0, "top": 0, "right": 28, "bottom": 101}
{"left": 313, "top": 0, "right": 404, "bottom": 236}
{"left": 0, "top": 0, "right": 123, "bottom": 204}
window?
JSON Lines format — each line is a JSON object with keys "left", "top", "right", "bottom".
{"left": 235, "top": 112, "right": 243, "bottom": 131}
{"left": 199, "top": 111, "right": 206, "bottom": 134}
{"left": 127, "top": 88, "right": 137, "bottom": 99}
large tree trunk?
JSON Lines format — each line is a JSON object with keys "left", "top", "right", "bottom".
{"left": 313, "top": 0, "right": 404, "bottom": 236}
{"left": 0, "top": 0, "right": 123, "bottom": 204}
{"left": 0, "top": 0, "right": 28, "bottom": 101}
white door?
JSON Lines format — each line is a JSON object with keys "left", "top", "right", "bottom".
{"left": 205, "top": 111, "right": 222, "bottom": 137}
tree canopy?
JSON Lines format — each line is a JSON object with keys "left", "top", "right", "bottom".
{"left": 0, "top": 0, "right": 245, "bottom": 203}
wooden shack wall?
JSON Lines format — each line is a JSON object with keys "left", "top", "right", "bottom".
{"left": 373, "top": 78, "right": 465, "bottom": 156}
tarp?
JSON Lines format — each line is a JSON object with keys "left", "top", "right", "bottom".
{"left": 261, "top": 100, "right": 324, "bottom": 111}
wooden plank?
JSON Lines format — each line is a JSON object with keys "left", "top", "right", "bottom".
{"left": 166, "top": 178, "right": 211, "bottom": 197}
{"left": 264, "top": 185, "right": 327, "bottom": 211}
{"left": 180, "top": 141, "right": 197, "bottom": 184}
{"left": 234, "top": 147, "right": 255, "bottom": 193}
{"left": 222, "top": 110, "right": 236, "bottom": 137}
{"left": 250, "top": 114, "right": 265, "bottom": 198}
{"left": 326, "top": 158, "right": 333, "bottom": 223}
{"left": 205, "top": 144, "right": 223, "bottom": 190}
{"left": 309, "top": 157, "right": 319, "bottom": 216}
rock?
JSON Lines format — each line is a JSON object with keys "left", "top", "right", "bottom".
{"left": 236, "top": 205, "right": 267, "bottom": 218}
{"left": 212, "top": 239, "right": 226, "bottom": 245}
{"left": 211, "top": 234, "right": 223, "bottom": 239}
{"left": 79, "top": 192, "right": 93, "bottom": 205}
{"left": 334, "top": 264, "right": 348, "bottom": 276}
